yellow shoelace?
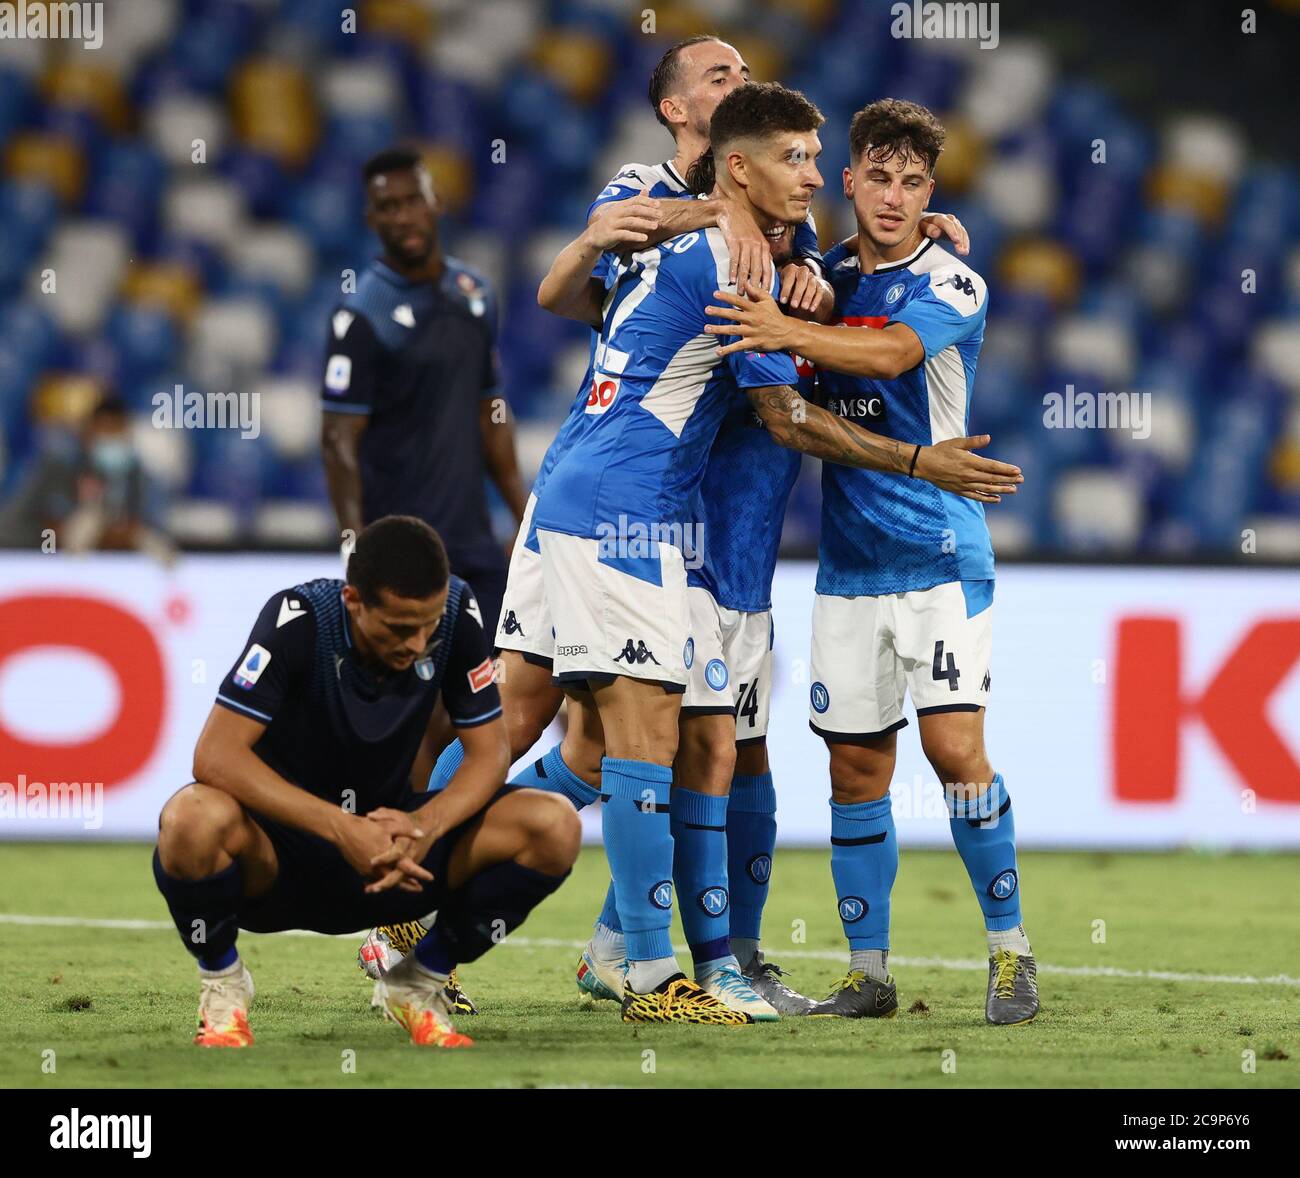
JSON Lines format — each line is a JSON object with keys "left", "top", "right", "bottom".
{"left": 993, "top": 951, "right": 1020, "bottom": 999}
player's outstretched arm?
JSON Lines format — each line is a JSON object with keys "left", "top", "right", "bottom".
{"left": 707, "top": 281, "right": 922, "bottom": 379}
{"left": 747, "top": 384, "right": 1022, "bottom": 503}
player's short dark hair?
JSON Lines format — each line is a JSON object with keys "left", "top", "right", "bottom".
{"left": 849, "top": 98, "right": 946, "bottom": 175}
{"left": 648, "top": 34, "right": 723, "bottom": 128}
{"left": 362, "top": 146, "right": 422, "bottom": 186}
{"left": 90, "top": 392, "right": 128, "bottom": 422}
{"left": 347, "top": 515, "right": 449, "bottom": 605}
{"left": 686, "top": 82, "right": 824, "bottom": 193}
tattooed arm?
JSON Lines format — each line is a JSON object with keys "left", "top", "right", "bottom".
{"left": 746, "top": 384, "right": 1022, "bottom": 503}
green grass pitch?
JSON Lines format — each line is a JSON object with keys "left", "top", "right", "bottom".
{"left": 0, "top": 843, "right": 1295, "bottom": 1089}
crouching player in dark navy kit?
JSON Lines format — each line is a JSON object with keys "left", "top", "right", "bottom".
{"left": 152, "top": 515, "right": 579, "bottom": 1049}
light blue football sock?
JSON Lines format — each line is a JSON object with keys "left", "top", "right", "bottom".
{"left": 829, "top": 794, "right": 897, "bottom": 951}
{"left": 601, "top": 756, "right": 675, "bottom": 964}
{"left": 509, "top": 743, "right": 600, "bottom": 809}
{"left": 947, "top": 773, "right": 1024, "bottom": 934}
{"left": 727, "top": 771, "right": 776, "bottom": 961}
{"left": 670, "top": 787, "right": 731, "bottom": 972}
{"left": 426, "top": 739, "right": 465, "bottom": 793}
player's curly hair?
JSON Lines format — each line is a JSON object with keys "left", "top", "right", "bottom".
{"left": 848, "top": 98, "right": 946, "bottom": 175}
{"left": 685, "top": 82, "right": 824, "bottom": 194}
{"left": 348, "top": 515, "right": 449, "bottom": 604}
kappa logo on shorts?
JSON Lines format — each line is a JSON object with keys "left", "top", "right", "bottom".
{"left": 705, "top": 658, "right": 728, "bottom": 691}
{"left": 810, "top": 681, "right": 830, "bottom": 714}
{"left": 988, "top": 869, "right": 1018, "bottom": 901}
{"left": 698, "top": 887, "right": 729, "bottom": 916}
{"left": 838, "top": 896, "right": 868, "bottom": 923}
{"left": 501, "top": 609, "right": 525, "bottom": 637}
{"left": 982, "top": 670, "right": 991, "bottom": 692}
{"left": 614, "top": 639, "right": 660, "bottom": 666}
{"left": 650, "top": 881, "right": 674, "bottom": 910}
{"left": 683, "top": 637, "right": 694, "bottom": 669}
{"left": 748, "top": 854, "right": 772, "bottom": 884}
{"left": 556, "top": 644, "right": 588, "bottom": 656}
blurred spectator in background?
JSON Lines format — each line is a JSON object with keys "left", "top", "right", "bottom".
{"left": 319, "top": 148, "right": 527, "bottom": 637}
{"left": 0, "top": 391, "right": 173, "bottom": 560}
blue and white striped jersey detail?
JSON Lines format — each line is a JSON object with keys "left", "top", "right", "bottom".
{"left": 533, "top": 226, "right": 798, "bottom": 550}
{"left": 816, "top": 238, "right": 994, "bottom": 597}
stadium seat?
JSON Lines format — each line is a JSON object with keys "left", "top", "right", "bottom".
{"left": 187, "top": 298, "right": 277, "bottom": 389}
{"left": 3, "top": 131, "right": 85, "bottom": 204}
{"left": 251, "top": 500, "right": 336, "bottom": 547}
{"left": 252, "top": 377, "right": 320, "bottom": 461}
{"left": 226, "top": 224, "right": 315, "bottom": 298}
{"left": 1053, "top": 468, "right": 1144, "bottom": 551}
{"left": 165, "top": 498, "right": 241, "bottom": 547}
{"left": 162, "top": 176, "right": 247, "bottom": 250}
{"left": 32, "top": 220, "right": 131, "bottom": 334}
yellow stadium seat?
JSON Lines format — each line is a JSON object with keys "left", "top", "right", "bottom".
{"left": 534, "top": 29, "right": 611, "bottom": 105}
{"left": 1146, "top": 163, "right": 1229, "bottom": 225}
{"left": 41, "top": 61, "right": 130, "bottom": 134}
{"left": 32, "top": 373, "right": 106, "bottom": 427}
{"left": 933, "top": 116, "right": 984, "bottom": 196}
{"left": 998, "top": 238, "right": 1082, "bottom": 305}
{"left": 361, "top": 0, "right": 434, "bottom": 46}
{"left": 3, "top": 132, "right": 85, "bottom": 204}
{"left": 230, "top": 60, "right": 318, "bottom": 169}
{"left": 120, "top": 262, "right": 204, "bottom": 325}
{"left": 417, "top": 144, "right": 474, "bottom": 217}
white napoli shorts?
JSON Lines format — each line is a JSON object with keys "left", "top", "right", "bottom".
{"left": 682, "top": 585, "right": 774, "bottom": 743}
{"left": 494, "top": 493, "right": 555, "bottom": 665}
{"left": 536, "top": 527, "right": 688, "bottom": 691}
{"left": 809, "top": 579, "right": 993, "bottom": 742}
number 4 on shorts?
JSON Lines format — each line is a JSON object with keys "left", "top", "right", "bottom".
{"left": 736, "top": 678, "right": 760, "bottom": 728}
{"left": 932, "top": 641, "right": 959, "bottom": 691}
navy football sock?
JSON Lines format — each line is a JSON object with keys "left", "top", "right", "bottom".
{"left": 152, "top": 848, "right": 243, "bottom": 970}
{"left": 671, "top": 787, "right": 732, "bottom": 971}
{"left": 829, "top": 795, "right": 897, "bottom": 952}
{"left": 431, "top": 859, "right": 569, "bottom": 965}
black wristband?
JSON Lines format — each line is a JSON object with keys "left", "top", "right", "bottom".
{"left": 907, "top": 443, "right": 922, "bottom": 477}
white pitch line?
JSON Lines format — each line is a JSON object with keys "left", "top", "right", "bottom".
{"left": 2, "top": 912, "right": 1297, "bottom": 988}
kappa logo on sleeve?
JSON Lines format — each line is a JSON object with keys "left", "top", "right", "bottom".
{"left": 467, "top": 657, "right": 496, "bottom": 693}
{"left": 234, "top": 644, "right": 272, "bottom": 689}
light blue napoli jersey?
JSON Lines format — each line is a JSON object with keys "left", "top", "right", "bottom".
{"left": 524, "top": 161, "right": 824, "bottom": 560}
{"left": 816, "top": 237, "right": 994, "bottom": 596}
{"left": 533, "top": 226, "right": 799, "bottom": 553}
{"left": 686, "top": 357, "right": 814, "bottom": 612}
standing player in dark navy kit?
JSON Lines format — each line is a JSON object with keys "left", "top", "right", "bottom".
{"left": 152, "top": 516, "right": 579, "bottom": 1049}
{"left": 319, "top": 147, "right": 528, "bottom": 638}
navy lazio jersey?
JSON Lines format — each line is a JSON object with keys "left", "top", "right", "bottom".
{"left": 525, "top": 160, "right": 822, "bottom": 559}
{"left": 816, "top": 238, "right": 995, "bottom": 596}
{"left": 532, "top": 225, "right": 798, "bottom": 559}
{"left": 215, "top": 576, "right": 501, "bottom": 812}
{"left": 320, "top": 257, "right": 505, "bottom": 573}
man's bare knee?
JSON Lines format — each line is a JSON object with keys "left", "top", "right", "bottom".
{"left": 158, "top": 783, "right": 245, "bottom": 878}
{"left": 515, "top": 791, "right": 581, "bottom": 873}
{"left": 827, "top": 744, "right": 893, "bottom": 803}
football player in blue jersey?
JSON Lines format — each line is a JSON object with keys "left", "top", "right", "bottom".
{"left": 360, "top": 39, "right": 976, "bottom": 1018}
{"left": 706, "top": 99, "right": 1038, "bottom": 1026}
{"left": 152, "top": 517, "right": 579, "bottom": 1048}
{"left": 525, "top": 83, "right": 1020, "bottom": 1024}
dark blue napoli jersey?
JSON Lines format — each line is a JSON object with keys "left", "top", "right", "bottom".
{"left": 320, "top": 257, "right": 505, "bottom": 573}
{"left": 685, "top": 359, "right": 814, "bottom": 613}
{"left": 532, "top": 226, "right": 798, "bottom": 557}
{"left": 523, "top": 160, "right": 823, "bottom": 561}
{"left": 816, "top": 238, "right": 994, "bottom": 596}
{"left": 215, "top": 576, "right": 501, "bottom": 812}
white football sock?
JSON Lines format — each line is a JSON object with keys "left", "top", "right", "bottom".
{"left": 731, "top": 937, "right": 760, "bottom": 969}
{"left": 988, "top": 924, "right": 1031, "bottom": 955}
{"left": 849, "top": 949, "right": 890, "bottom": 982}
{"left": 626, "top": 956, "right": 679, "bottom": 993}
{"left": 591, "top": 921, "right": 626, "bottom": 963}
